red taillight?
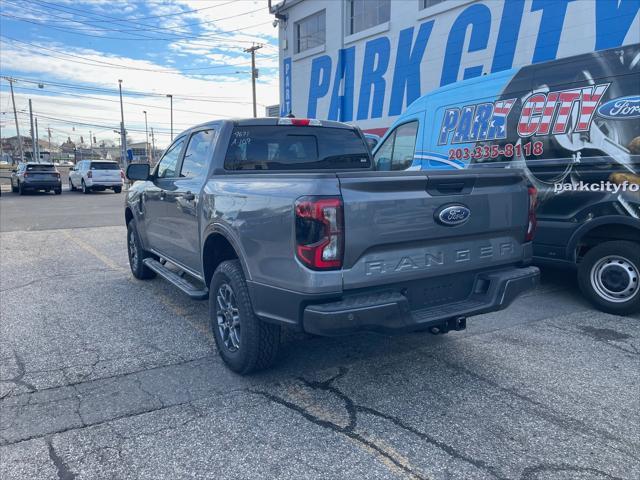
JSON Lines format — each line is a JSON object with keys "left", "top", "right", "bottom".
{"left": 23, "top": 172, "right": 28, "bottom": 178}
{"left": 120, "top": 170, "right": 125, "bottom": 179}
{"left": 525, "top": 186, "right": 537, "bottom": 241}
{"left": 278, "top": 118, "right": 322, "bottom": 126}
{"left": 295, "top": 196, "right": 344, "bottom": 270}
{"left": 87, "top": 170, "right": 92, "bottom": 178}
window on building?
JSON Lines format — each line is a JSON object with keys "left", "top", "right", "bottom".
{"left": 374, "top": 121, "right": 419, "bottom": 171}
{"left": 295, "top": 10, "right": 325, "bottom": 53}
{"left": 181, "top": 129, "right": 216, "bottom": 178}
{"left": 347, "top": 0, "right": 390, "bottom": 36}
{"left": 420, "top": 0, "right": 447, "bottom": 9}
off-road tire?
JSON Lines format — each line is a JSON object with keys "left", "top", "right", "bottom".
{"left": 127, "top": 220, "right": 156, "bottom": 280}
{"left": 210, "top": 260, "right": 280, "bottom": 374}
{"left": 578, "top": 241, "right": 640, "bottom": 315}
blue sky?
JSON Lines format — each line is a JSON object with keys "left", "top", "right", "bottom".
{"left": 0, "top": 0, "right": 279, "bottom": 147}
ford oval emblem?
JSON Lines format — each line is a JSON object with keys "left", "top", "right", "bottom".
{"left": 436, "top": 204, "right": 471, "bottom": 226}
{"left": 597, "top": 95, "right": 640, "bottom": 120}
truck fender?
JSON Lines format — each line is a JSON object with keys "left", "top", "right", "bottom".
{"left": 201, "top": 223, "right": 252, "bottom": 284}
{"left": 566, "top": 215, "right": 640, "bottom": 262}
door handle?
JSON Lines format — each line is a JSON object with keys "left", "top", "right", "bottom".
{"left": 182, "top": 191, "right": 195, "bottom": 201}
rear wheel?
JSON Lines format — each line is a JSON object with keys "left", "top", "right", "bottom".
{"left": 82, "top": 180, "right": 90, "bottom": 194}
{"left": 69, "top": 178, "right": 76, "bottom": 191}
{"left": 114, "top": 186, "right": 122, "bottom": 194}
{"left": 578, "top": 241, "right": 640, "bottom": 315}
{"left": 210, "top": 260, "right": 280, "bottom": 374}
{"left": 54, "top": 187, "right": 62, "bottom": 195}
{"left": 127, "top": 220, "right": 156, "bottom": 280}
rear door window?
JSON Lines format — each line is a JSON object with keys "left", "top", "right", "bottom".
{"left": 224, "top": 126, "right": 371, "bottom": 170}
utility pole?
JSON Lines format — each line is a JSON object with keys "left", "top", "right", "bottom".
{"left": 166, "top": 94, "right": 173, "bottom": 141}
{"left": 7, "top": 77, "right": 24, "bottom": 164}
{"left": 244, "top": 44, "right": 262, "bottom": 118}
{"left": 150, "top": 127, "right": 156, "bottom": 164}
{"left": 29, "top": 99, "right": 36, "bottom": 162}
{"left": 35, "top": 117, "right": 40, "bottom": 162}
{"left": 48, "top": 127, "right": 52, "bottom": 152}
{"left": 143, "top": 110, "right": 149, "bottom": 162}
{"left": 118, "top": 79, "right": 127, "bottom": 168}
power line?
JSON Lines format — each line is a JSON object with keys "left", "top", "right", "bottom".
{"left": 0, "top": 11, "right": 275, "bottom": 44}
{"left": 2, "top": 79, "right": 267, "bottom": 107}
{"left": 26, "top": 0, "right": 266, "bottom": 36}
{"left": 2, "top": 36, "right": 260, "bottom": 75}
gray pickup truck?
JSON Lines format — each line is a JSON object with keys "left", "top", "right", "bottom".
{"left": 125, "top": 118, "right": 540, "bottom": 374}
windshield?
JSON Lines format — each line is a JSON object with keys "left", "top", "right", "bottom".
{"left": 91, "top": 162, "right": 120, "bottom": 170}
{"left": 224, "top": 126, "right": 371, "bottom": 171}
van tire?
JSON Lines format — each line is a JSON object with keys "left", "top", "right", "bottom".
{"left": 578, "top": 241, "right": 640, "bottom": 315}
{"left": 209, "top": 260, "right": 280, "bottom": 374}
{"left": 127, "top": 220, "right": 156, "bottom": 280}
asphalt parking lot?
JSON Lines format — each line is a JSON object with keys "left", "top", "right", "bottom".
{"left": 1, "top": 189, "right": 639, "bottom": 480}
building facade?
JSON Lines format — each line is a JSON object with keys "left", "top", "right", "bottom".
{"left": 272, "top": 0, "right": 640, "bottom": 134}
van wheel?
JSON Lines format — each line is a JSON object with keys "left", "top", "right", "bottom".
{"left": 578, "top": 241, "right": 640, "bottom": 315}
{"left": 127, "top": 220, "right": 156, "bottom": 280}
{"left": 210, "top": 260, "right": 280, "bottom": 374}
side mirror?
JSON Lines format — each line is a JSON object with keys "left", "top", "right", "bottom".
{"left": 126, "top": 163, "right": 150, "bottom": 181}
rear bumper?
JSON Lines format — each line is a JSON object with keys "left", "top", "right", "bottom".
{"left": 86, "top": 180, "right": 122, "bottom": 188}
{"left": 302, "top": 266, "right": 540, "bottom": 336}
{"left": 23, "top": 180, "right": 61, "bottom": 189}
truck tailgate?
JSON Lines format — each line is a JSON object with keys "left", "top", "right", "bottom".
{"left": 337, "top": 170, "right": 530, "bottom": 290}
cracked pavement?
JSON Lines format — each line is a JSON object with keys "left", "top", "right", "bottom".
{"left": 1, "top": 192, "right": 639, "bottom": 479}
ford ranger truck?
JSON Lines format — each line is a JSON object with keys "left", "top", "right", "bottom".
{"left": 124, "top": 118, "right": 540, "bottom": 374}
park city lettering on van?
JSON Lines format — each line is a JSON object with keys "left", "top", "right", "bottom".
{"left": 438, "top": 83, "right": 610, "bottom": 145}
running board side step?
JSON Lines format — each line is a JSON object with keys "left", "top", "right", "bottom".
{"left": 143, "top": 258, "right": 208, "bottom": 300}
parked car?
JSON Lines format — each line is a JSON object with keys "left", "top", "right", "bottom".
{"left": 375, "top": 43, "right": 640, "bottom": 315}
{"left": 124, "top": 118, "right": 539, "bottom": 374}
{"left": 10, "top": 163, "right": 62, "bottom": 195}
{"left": 69, "top": 160, "right": 124, "bottom": 193}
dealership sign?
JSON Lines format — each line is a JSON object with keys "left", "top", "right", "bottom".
{"left": 281, "top": 0, "right": 639, "bottom": 125}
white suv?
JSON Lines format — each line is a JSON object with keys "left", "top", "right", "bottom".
{"left": 69, "top": 160, "right": 124, "bottom": 193}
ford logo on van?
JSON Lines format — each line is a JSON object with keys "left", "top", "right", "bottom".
{"left": 436, "top": 205, "right": 471, "bottom": 226}
{"left": 597, "top": 96, "right": 640, "bottom": 119}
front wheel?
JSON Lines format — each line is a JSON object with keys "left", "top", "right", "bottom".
{"left": 127, "top": 220, "right": 156, "bottom": 280}
{"left": 210, "top": 260, "right": 280, "bottom": 374}
{"left": 69, "top": 179, "right": 76, "bottom": 191}
{"left": 578, "top": 241, "right": 640, "bottom": 315}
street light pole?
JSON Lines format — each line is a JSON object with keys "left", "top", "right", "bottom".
{"left": 150, "top": 127, "right": 156, "bottom": 164}
{"left": 6, "top": 77, "right": 24, "bottom": 163}
{"left": 35, "top": 117, "right": 40, "bottom": 162}
{"left": 166, "top": 94, "right": 173, "bottom": 141}
{"left": 29, "top": 98, "right": 36, "bottom": 161}
{"left": 118, "top": 79, "right": 127, "bottom": 167}
{"left": 143, "top": 110, "right": 149, "bottom": 162}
